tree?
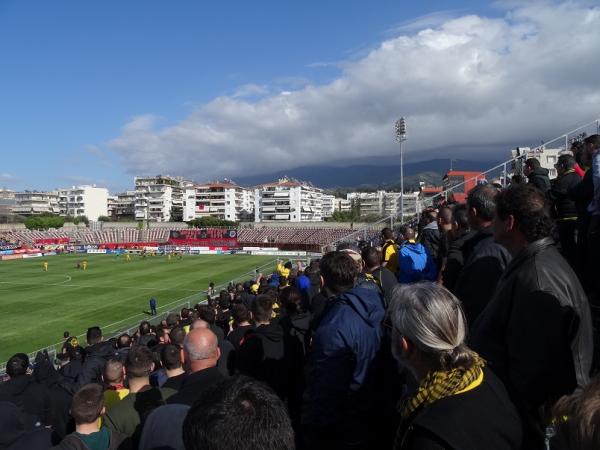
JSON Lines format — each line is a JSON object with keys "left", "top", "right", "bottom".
{"left": 187, "top": 217, "right": 237, "bottom": 227}
{"left": 97, "top": 215, "right": 111, "bottom": 222}
{"left": 73, "top": 215, "right": 89, "bottom": 225}
{"left": 24, "top": 214, "right": 65, "bottom": 230}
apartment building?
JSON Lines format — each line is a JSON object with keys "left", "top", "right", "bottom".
{"left": 195, "top": 180, "right": 254, "bottom": 222}
{"left": 134, "top": 175, "right": 192, "bottom": 222}
{"left": 108, "top": 191, "right": 136, "bottom": 219}
{"left": 58, "top": 186, "right": 108, "bottom": 221}
{"left": 254, "top": 178, "right": 323, "bottom": 222}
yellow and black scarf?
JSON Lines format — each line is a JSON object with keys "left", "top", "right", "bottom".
{"left": 402, "top": 354, "right": 486, "bottom": 419}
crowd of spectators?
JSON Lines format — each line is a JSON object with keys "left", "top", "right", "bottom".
{"left": 1, "top": 134, "right": 599, "bottom": 450}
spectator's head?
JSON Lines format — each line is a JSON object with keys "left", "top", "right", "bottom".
{"left": 182, "top": 328, "right": 220, "bottom": 373}
{"left": 388, "top": 282, "right": 477, "bottom": 380}
{"left": 197, "top": 305, "right": 216, "bottom": 324}
{"left": 235, "top": 283, "right": 244, "bottom": 293}
{"left": 6, "top": 353, "right": 28, "bottom": 378}
{"left": 399, "top": 226, "right": 416, "bottom": 242}
{"left": 139, "top": 321, "right": 151, "bottom": 336}
{"left": 86, "top": 327, "right": 102, "bottom": 346}
{"left": 423, "top": 209, "right": 437, "bottom": 224}
{"left": 452, "top": 204, "right": 470, "bottom": 235}
{"left": 510, "top": 174, "right": 526, "bottom": 185}
{"left": 466, "top": 184, "right": 499, "bottom": 230}
{"left": 70, "top": 384, "right": 105, "bottom": 426}
{"left": 65, "top": 345, "right": 84, "bottom": 363}
{"left": 252, "top": 295, "right": 274, "bottom": 325}
{"left": 169, "top": 327, "right": 186, "bottom": 348}
{"left": 117, "top": 333, "right": 131, "bottom": 349}
{"left": 231, "top": 304, "right": 251, "bottom": 326}
{"left": 166, "top": 313, "right": 180, "bottom": 328}
{"left": 493, "top": 184, "right": 554, "bottom": 254}
{"left": 218, "top": 291, "right": 230, "bottom": 310}
{"left": 524, "top": 157, "right": 541, "bottom": 175}
{"left": 556, "top": 154, "right": 576, "bottom": 177}
{"left": 438, "top": 207, "right": 453, "bottom": 229}
{"left": 552, "top": 375, "right": 600, "bottom": 450}
{"left": 284, "top": 261, "right": 293, "bottom": 270}
{"left": 382, "top": 228, "right": 395, "bottom": 241}
{"left": 183, "top": 376, "right": 294, "bottom": 450}
{"left": 161, "top": 344, "right": 183, "bottom": 371}
{"left": 63, "top": 331, "right": 70, "bottom": 340}
{"left": 361, "top": 246, "right": 382, "bottom": 271}
{"left": 125, "top": 345, "right": 155, "bottom": 381}
{"left": 103, "top": 359, "right": 125, "bottom": 386}
{"left": 191, "top": 319, "right": 209, "bottom": 330}
{"left": 280, "top": 286, "right": 305, "bottom": 315}
{"left": 320, "top": 251, "right": 358, "bottom": 296}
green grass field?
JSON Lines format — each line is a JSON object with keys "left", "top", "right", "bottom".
{"left": 0, "top": 253, "right": 276, "bottom": 363}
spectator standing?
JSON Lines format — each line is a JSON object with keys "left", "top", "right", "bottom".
{"left": 137, "top": 322, "right": 157, "bottom": 348}
{"left": 419, "top": 210, "right": 441, "bottom": 266}
{"left": 167, "top": 328, "right": 225, "bottom": 407}
{"left": 361, "top": 246, "right": 398, "bottom": 307}
{"left": 441, "top": 204, "right": 472, "bottom": 292}
{"left": 236, "top": 295, "right": 287, "bottom": 398}
{"left": 104, "top": 346, "right": 172, "bottom": 449}
{"left": 524, "top": 158, "right": 551, "bottom": 193}
{"left": 0, "top": 401, "right": 53, "bottom": 450}
{"left": 381, "top": 228, "right": 399, "bottom": 275}
{"left": 302, "top": 251, "right": 385, "bottom": 450}
{"left": 470, "top": 184, "right": 593, "bottom": 448}
{"left": 453, "top": 184, "right": 511, "bottom": 325}
{"left": 548, "top": 154, "right": 581, "bottom": 270}
{"left": 54, "top": 384, "right": 126, "bottom": 450}
{"left": 585, "top": 134, "right": 600, "bottom": 298}
{"left": 389, "top": 283, "right": 522, "bottom": 450}
{"left": 0, "top": 353, "right": 51, "bottom": 428}
{"left": 102, "top": 359, "right": 129, "bottom": 410}
{"left": 397, "top": 227, "right": 437, "bottom": 284}
{"left": 160, "top": 345, "right": 187, "bottom": 391}
{"left": 226, "top": 304, "right": 254, "bottom": 350}
{"left": 79, "top": 327, "right": 115, "bottom": 388}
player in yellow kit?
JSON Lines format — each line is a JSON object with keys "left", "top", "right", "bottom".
{"left": 125, "top": 253, "right": 131, "bottom": 262}
{"left": 82, "top": 260, "right": 88, "bottom": 271}
{"left": 43, "top": 261, "right": 48, "bottom": 272}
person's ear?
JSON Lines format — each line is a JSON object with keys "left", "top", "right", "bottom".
{"left": 215, "top": 346, "right": 221, "bottom": 361}
{"left": 400, "top": 335, "right": 413, "bottom": 359}
{"left": 320, "top": 275, "right": 324, "bottom": 289}
{"left": 506, "top": 214, "right": 516, "bottom": 233}
{"left": 150, "top": 362, "right": 155, "bottom": 372}
{"left": 100, "top": 406, "right": 106, "bottom": 417}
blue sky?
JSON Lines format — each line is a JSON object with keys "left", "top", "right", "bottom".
{"left": 2, "top": 1, "right": 599, "bottom": 193}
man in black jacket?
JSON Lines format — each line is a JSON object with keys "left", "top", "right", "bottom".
{"left": 548, "top": 154, "right": 581, "bottom": 270}
{"left": 470, "top": 184, "right": 593, "bottom": 449}
{"left": 236, "top": 295, "right": 287, "bottom": 399}
{"left": 524, "top": 157, "right": 551, "bottom": 193}
{"left": 76, "top": 326, "right": 116, "bottom": 391}
{"left": 0, "top": 353, "right": 51, "bottom": 428}
{"left": 419, "top": 209, "right": 441, "bottom": 267}
{"left": 454, "top": 184, "right": 511, "bottom": 325}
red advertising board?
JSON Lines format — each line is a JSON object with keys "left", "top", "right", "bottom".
{"left": 35, "top": 237, "right": 70, "bottom": 245}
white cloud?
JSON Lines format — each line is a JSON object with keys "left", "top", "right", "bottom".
{"left": 109, "top": 2, "right": 600, "bottom": 181}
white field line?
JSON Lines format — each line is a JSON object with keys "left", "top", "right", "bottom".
{"left": 14, "top": 258, "right": 287, "bottom": 360}
{"left": 0, "top": 279, "right": 199, "bottom": 293}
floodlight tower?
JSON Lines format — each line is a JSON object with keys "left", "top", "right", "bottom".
{"left": 395, "top": 117, "right": 407, "bottom": 223}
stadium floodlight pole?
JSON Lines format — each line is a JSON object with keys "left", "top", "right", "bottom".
{"left": 395, "top": 117, "right": 407, "bottom": 224}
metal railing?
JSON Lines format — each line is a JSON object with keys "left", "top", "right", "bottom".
{"left": 324, "top": 118, "right": 600, "bottom": 251}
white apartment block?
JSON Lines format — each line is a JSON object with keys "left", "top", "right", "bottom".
{"left": 134, "top": 175, "right": 190, "bottom": 222}
{"left": 195, "top": 181, "right": 254, "bottom": 222}
{"left": 348, "top": 190, "right": 422, "bottom": 219}
{"left": 58, "top": 186, "right": 108, "bottom": 221}
{"left": 321, "top": 194, "right": 335, "bottom": 218}
{"left": 254, "top": 178, "right": 323, "bottom": 222}
{"left": 13, "top": 191, "right": 59, "bottom": 216}
{"left": 108, "top": 191, "right": 136, "bottom": 219}
{"left": 334, "top": 198, "right": 352, "bottom": 212}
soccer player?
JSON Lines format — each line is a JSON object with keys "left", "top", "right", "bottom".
{"left": 43, "top": 261, "right": 49, "bottom": 272}
{"left": 82, "top": 260, "right": 88, "bottom": 271}
{"left": 167, "top": 254, "right": 172, "bottom": 262}
{"left": 125, "top": 253, "right": 131, "bottom": 262}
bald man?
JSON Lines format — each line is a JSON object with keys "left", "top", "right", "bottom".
{"left": 167, "top": 328, "right": 226, "bottom": 406}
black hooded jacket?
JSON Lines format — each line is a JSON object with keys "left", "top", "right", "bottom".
{"left": 0, "top": 401, "right": 53, "bottom": 450}
{"left": 0, "top": 375, "right": 51, "bottom": 428}
{"left": 527, "top": 167, "right": 551, "bottom": 193}
{"left": 77, "top": 341, "right": 116, "bottom": 388}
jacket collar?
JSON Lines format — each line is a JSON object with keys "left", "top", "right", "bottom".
{"left": 502, "top": 237, "right": 554, "bottom": 279}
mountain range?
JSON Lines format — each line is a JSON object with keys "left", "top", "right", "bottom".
{"left": 235, "top": 158, "right": 503, "bottom": 190}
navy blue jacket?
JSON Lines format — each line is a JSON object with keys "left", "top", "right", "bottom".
{"left": 302, "top": 286, "right": 385, "bottom": 447}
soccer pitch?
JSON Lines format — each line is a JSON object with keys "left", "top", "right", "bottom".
{"left": 0, "top": 253, "right": 276, "bottom": 363}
